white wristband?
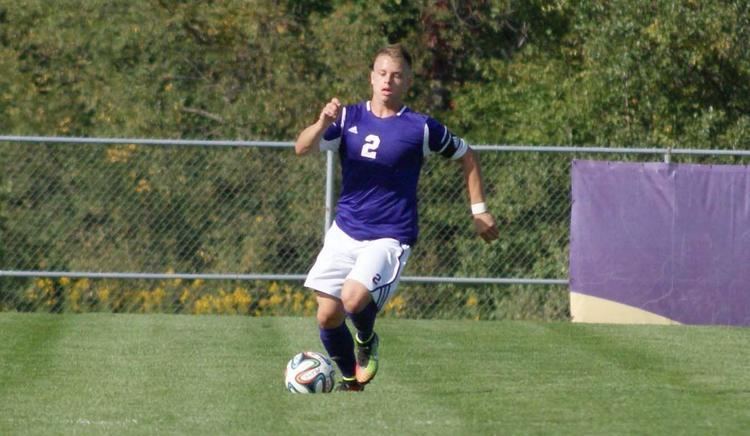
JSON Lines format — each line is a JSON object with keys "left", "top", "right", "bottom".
{"left": 471, "top": 202, "right": 487, "bottom": 215}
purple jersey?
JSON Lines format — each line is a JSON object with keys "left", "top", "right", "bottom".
{"left": 320, "top": 101, "right": 469, "bottom": 244}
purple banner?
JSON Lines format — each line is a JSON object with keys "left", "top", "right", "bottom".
{"left": 570, "top": 160, "right": 750, "bottom": 326}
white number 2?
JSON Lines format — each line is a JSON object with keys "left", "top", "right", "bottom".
{"left": 360, "top": 134, "right": 380, "bottom": 159}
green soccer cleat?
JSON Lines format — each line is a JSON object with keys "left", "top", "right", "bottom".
{"left": 335, "top": 376, "right": 365, "bottom": 392}
{"left": 355, "top": 331, "right": 379, "bottom": 385}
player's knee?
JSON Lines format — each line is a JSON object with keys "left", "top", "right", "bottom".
{"left": 341, "top": 280, "right": 372, "bottom": 313}
{"left": 316, "top": 307, "right": 345, "bottom": 329}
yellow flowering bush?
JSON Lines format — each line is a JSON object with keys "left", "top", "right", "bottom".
{"left": 6, "top": 277, "right": 569, "bottom": 319}
{"left": 14, "top": 277, "right": 322, "bottom": 316}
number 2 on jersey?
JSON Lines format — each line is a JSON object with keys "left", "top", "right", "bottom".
{"left": 360, "top": 134, "right": 380, "bottom": 159}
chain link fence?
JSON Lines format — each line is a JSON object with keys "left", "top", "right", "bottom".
{"left": 4, "top": 137, "right": 744, "bottom": 319}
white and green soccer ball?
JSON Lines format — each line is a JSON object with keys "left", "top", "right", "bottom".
{"left": 284, "top": 351, "right": 336, "bottom": 393}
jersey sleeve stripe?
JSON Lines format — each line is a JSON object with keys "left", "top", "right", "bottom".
{"left": 440, "top": 126, "right": 449, "bottom": 145}
{"left": 438, "top": 140, "right": 456, "bottom": 157}
{"left": 449, "top": 138, "right": 469, "bottom": 160}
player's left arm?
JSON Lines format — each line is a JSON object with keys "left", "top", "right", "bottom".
{"left": 425, "top": 117, "right": 499, "bottom": 243}
{"left": 458, "top": 147, "right": 499, "bottom": 243}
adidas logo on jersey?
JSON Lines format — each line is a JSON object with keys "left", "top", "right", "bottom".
{"left": 348, "top": 126, "right": 359, "bottom": 134}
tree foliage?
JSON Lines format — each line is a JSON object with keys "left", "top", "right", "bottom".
{"left": 2, "top": 0, "right": 747, "bottom": 146}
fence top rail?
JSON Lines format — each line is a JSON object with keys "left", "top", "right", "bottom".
{"left": 471, "top": 144, "right": 750, "bottom": 156}
{"left": 0, "top": 135, "right": 294, "bottom": 148}
{"left": 2, "top": 135, "right": 750, "bottom": 157}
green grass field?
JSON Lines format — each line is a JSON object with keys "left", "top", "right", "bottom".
{"left": 1, "top": 313, "right": 748, "bottom": 435}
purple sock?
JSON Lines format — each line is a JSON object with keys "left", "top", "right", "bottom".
{"left": 319, "top": 323, "right": 356, "bottom": 378}
{"left": 348, "top": 300, "right": 378, "bottom": 343}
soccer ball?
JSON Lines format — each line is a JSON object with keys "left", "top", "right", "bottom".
{"left": 284, "top": 351, "right": 336, "bottom": 393}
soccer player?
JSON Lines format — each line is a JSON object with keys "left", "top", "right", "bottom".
{"left": 295, "top": 44, "right": 499, "bottom": 391}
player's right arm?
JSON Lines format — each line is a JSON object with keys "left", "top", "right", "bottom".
{"left": 295, "top": 98, "right": 341, "bottom": 156}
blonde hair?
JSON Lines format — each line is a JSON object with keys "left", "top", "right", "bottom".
{"left": 371, "top": 44, "right": 413, "bottom": 71}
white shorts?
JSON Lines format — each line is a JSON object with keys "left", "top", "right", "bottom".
{"left": 304, "top": 222, "right": 411, "bottom": 310}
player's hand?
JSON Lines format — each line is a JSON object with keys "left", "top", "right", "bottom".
{"left": 473, "top": 212, "right": 499, "bottom": 243}
{"left": 319, "top": 98, "right": 341, "bottom": 126}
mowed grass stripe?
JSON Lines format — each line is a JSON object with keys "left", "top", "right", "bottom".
{"left": 539, "top": 323, "right": 750, "bottom": 434}
{"left": 384, "top": 320, "right": 579, "bottom": 434}
{"left": 244, "top": 316, "right": 334, "bottom": 434}
{"left": 0, "top": 314, "right": 72, "bottom": 404}
{"left": 0, "top": 314, "right": 108, "bottom": 434}
{"left": 94, "top": 314, "right": 298, "bottom": 434}
{"left": 383, "top": 319, "right": 506, "bottom": 434}
{"left": 0, "top": 314, "right": 298, "bottom": 434}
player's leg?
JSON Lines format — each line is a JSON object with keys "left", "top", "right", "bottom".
{"left": 304, "top": 222, "right": 364, "bottom": 391}
{"left": 345, "top": 240, "right": 411, "bottom": 385}
{"left": 342, "top": 279, "right": 381, "bottom": 385}
{"left": 314, "top": 292, "right": 362, "bottom": 391}
{"left": 341, "top": 278, "right": 376, "bottom": 335}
